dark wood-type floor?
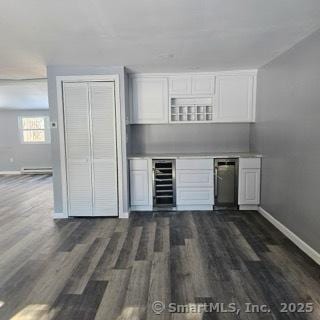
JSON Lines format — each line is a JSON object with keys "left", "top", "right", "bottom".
{"left": 0, "top": 174, "right": 319, "bottom": 320}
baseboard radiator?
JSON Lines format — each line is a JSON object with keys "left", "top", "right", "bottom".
{"left": 20, "top": 167, "right": 53, "bottom": 174}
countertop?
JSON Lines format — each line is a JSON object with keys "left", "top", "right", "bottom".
{"left": 128, "top": 152, "right": 262, "bottom": 159}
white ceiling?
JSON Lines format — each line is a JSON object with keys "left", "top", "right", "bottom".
{"left": 0, "top": 80, "right": 48, "bottom": 110}
{"left": 0, "top": 0, "right": 320, "bottom": 78}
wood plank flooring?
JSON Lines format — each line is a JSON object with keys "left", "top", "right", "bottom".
{"left": 0, "top": 174, "right": 319, "bottom": 320}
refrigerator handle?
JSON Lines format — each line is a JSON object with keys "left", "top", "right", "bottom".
{"left": 214, "top": 166, "right": 218, "bottom": 198}
{"left": 152, "top": 167, "right": 156, "bottom": 202}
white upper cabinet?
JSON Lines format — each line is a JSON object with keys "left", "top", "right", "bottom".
{"left": 191, "top": 75, "right": 214, "bottom": 95}
{"left": 129, "top": 71, "right": 257, "bottom": 124}
{"left": 216, "top": 74, "right": 256, "bottom": 122}
{"left": 169, "top": 75, "right": 214, "bottom": 96}
{"left": 130, "top": 76, "right": 169, "bottom": 124}
{"left": 169, "top": 76, "right": 191, "bottom": 95}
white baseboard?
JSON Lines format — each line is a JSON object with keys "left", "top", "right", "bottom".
{"left": 53, "top": 211, "right": 129, "bottom": 219}
{"left": 53, "top": 212, "right": 68, "bottom": 219}
{"left": 177, "top": 205, "right": 212, "bottom": 211}
{"left": 0, "top": 171, "right": 21, "bottom": 175}
{"left": 21, "top": 167, "right": 53, "bottom": 174}
{"left": 130, "top": 206, "right": 153, "bottom": 212}
{"left": 239, "top": 205, "right": 259, "bottom": 211}
{"left": 258, "top": 207, "right": 320, "bottom": 265}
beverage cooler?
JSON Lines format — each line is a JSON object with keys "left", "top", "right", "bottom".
{"left": 152, "top": 159, "right": 176, "bottom": 209}
{"left": 214, "top": 158, "right": 238, "bottom": 210}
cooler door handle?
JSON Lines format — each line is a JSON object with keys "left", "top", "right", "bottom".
{"left": 214, "top": 167, "right": 218, "bottom": 198}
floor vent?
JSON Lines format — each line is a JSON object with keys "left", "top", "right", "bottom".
{"left": 20, "top": 167, "right": 52, "bottom": 174}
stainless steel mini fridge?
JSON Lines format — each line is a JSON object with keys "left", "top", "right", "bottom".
{"left": 214, "top": 158, "right": 238, "bottom": 209}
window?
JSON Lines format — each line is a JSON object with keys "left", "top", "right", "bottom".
{"left": 19, "top": 116, "right": 51, "bottom": 144}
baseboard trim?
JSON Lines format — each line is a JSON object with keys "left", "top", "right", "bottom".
{"left": 130, "top": 206, "right": 153, "bottom": 212}
{"left": 239, "top": 204, "right": 259, "bottom": 211}
{"left": 53, "top": 212, "right": 68, "bottom": 219}
{"left": 21, "top": 167, "right": 53, "bottom": 174}
{"left": 53, "top": 211, "right": 129, "bottom": 219}
{"left": 0, "top": 171, "right": 21, "bottom": 175}
{"left": 258, "top": 207, "right": 320, "bottom": 265}
{"left": 177, "top": 205, "right": 212, "bottom": 211}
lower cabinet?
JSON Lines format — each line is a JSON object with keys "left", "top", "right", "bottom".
{"left": 129, "top": 159, "right": 152, "bottom": 210}
{"left": 238, "top": 158, "right": 261, "bottom": 209}
{"left": 177, "top": 188, "right": 214, "bottom": 205}
{"left": 176, "top": 158, "right": 214, "bottom": 210}
{"left": 130, "top": 170, "right": 149, "bottom": 206}
{"left": 129, "top": 157, "right": 261, "bottom": 212}
{"left": 176, "top": 170, "right": 213, "bottom": 188}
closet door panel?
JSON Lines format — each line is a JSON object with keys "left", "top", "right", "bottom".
{"left": 92, "top": 159, "right": 118, "bottom": 216}
{"left": 67, "top": 161, "right": 93, "bottom": 216}
{"left": 63, "top": 83, "right": 91, "bottom": 159}
{"left": 90, "top": 82, "right": 118, "bottom": 216}
{"left": 63, "top": 82, "right": 93, "bottom": 216}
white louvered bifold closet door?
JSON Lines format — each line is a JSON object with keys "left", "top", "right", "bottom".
{"left": 90, "top": 82, "right": 118, "bottom": 216}
{"left": 63, "top": 81, "right": 118, "bottom": 217}
{"left": 63, "top": 82, "right": 93, "bottom": 216}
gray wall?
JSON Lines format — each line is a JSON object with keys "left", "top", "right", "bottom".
{"left": 0, "top": 109, "right": 51, "bottom": 171}
{"left": 47, "top": 66, "right": 129, "bottom": 215}
{"left": 131, "top": 123, "right": 250, "bottom": 154}
{"left": 251, "top": 29, "right": 320, "bottom": 253}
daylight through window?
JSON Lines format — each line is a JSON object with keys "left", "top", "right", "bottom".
{"left": 19, "top": 116, "right": 51, "bottom": 144}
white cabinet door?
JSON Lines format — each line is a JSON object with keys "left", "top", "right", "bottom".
{"left": 63, "top": 82, "right": 93, "bottom": 217}
{"left": 130, "top": 170, "right": 150, "bottom": 206}
{"left": 177, "top": 188, "right": 214, "bottom": 205}
{"left": 130, "top": 159, "right": 148, "bottom": 171}
{"left": 191, "top": 75, "right": 214, "bottom": 95}
{"left": 90, "top": 82, "right": 118, "bottom": 217}
{"left": 239, "top": 169, "right": 260, "bottom": 204}
{"left": 216, "top": 74, "right": 255, "bottom": 122}
{"left": 176, "top": 158, "right": 214, "bottom": 207}
{"left": 176, "top": 170, "right": 213, "bottom": 188}
{"left": 130, "top": 77, "right": 168, "bottom": 124}
{"left": 169, "top": 76, "right": 191, "bottom": 95}
{"left": 169, "top": 75, "right": 214, "bottom": 96}
{"left": 176, "top": 159, "right": 213, "bottom": 170}
{"left": 238, "top": 158, "right": 261, "bottom": 205}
